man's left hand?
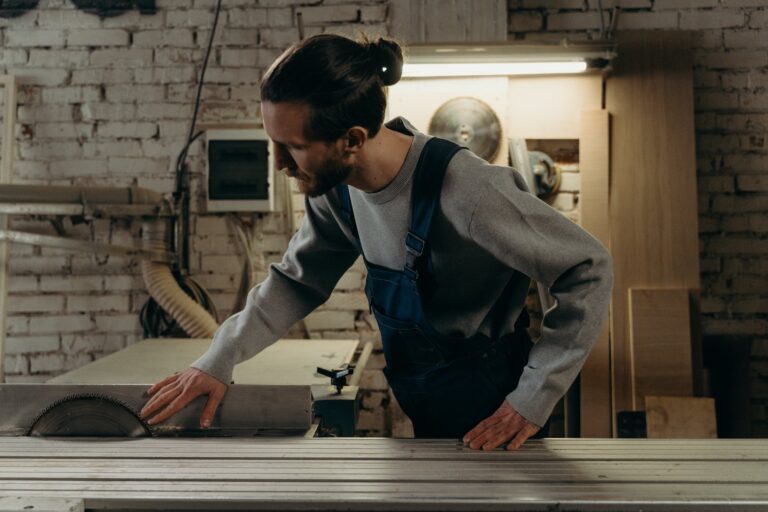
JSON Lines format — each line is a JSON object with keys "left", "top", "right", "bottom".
{"left": 463, "top": 401, "right": 540, "bottom": 451}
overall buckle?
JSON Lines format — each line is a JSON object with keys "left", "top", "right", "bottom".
{"left": 404, "top": 232, "right": 426, "bottom": 280}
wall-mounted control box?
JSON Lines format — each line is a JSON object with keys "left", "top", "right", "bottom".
{"left": 205, "top": 128, "right": 275, "bottom": 212}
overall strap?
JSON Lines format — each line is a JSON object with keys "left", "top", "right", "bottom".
{"left": 335, "top": 182, "right": 359, "bottom": 240}
{"left": 405, "top": 137, "right": 463, "bottom": 280}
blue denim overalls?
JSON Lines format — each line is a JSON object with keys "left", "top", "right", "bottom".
{"left": 337, "top": 137, "right": 548, "bottom": 439}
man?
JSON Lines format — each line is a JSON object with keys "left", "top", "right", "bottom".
{"left": 141, "top": 34, "right": 613, "bottom": 450}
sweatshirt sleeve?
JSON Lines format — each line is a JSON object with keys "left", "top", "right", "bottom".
{"left": 468, "top": 167, "right": 613, "bottom": 427}
{"left": 190, "top": 192, "right": 360, "bottom": 384}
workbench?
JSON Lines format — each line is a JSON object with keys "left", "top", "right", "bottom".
{"left": 1, "top": 437, "right": 767, "bottom": 511}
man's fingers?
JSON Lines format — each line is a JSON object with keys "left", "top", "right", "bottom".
{"left": 506, "top": 424, "right": 540, "bottom": 451}
{"left": 141, "top": 368, "right": 229, "bottom": 427}
{"left": 482, "top": 427, "right": 515, "bottom": 451}
{"left": 468, "top": 422, "right": 502, "bottom": 450}
{"left": 140, "top": 384, "right": 182, "bottom": 420}
{"left": 199, "top": 385, "right": 227, "bottom": 428}
{"left": 145, "top": 391, "right": 196, "bottom": 426}
{"left": 146, "top": 373, "right": 179, "bottom": 396}
{"left": 463, "top": 412, "right": 505, "bottom": 444}
{"left": 479, "top": 419, "right": 523, "bottom": 451}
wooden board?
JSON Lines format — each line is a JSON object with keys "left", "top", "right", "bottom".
{"left": 0, "top": 75, "right": 17, "bottom": 384}
{"left": 0, "top": 497, "right": 83, "bottom": 512}
{"left": 629, "top": 288, "right": 694, "bottom": 410}
{"left": 48, "top": 338, "right": 358, "bottom": 386}
{"left": 506, "top": 74, "right": 603, "bottom": 140}
{"left": 605, "top": 32, "right": 700, "bottom": 424}
{"left": 578, "top": 109, "right": 612, "bottom": 438}
{"left": 645, "top": 396, "right": 717, "bottom": 439}
{"left": 389, "top": 0, "right": 507, "bottom": 44}
{"left": 0, "top": 438, "right": 766, "bottom": 510}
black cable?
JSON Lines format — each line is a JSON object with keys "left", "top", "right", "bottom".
{"left": 141, "top": 0, "right": 223, "bottom": 338}
{"left": 175, "top": 0, "right": 223, "bottom": 194}
{"left": 596, "top": 0, "right": 606, "bottom": 39}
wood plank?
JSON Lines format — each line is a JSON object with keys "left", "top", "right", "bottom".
{"left": 48, "top": 338, "right": 358, "bottom": 385}
{"left": 390, "top": 0, "right": 507, "bottom": 43}
{"left": 0, "top": 75, "right": 17, "bottom": 385}
{"left": 579, "top": 109, "right": 612, "bottom": 438}
{"left": 629, "top": 288, "right": 694, "bottom": 409}
{"left": 605, "top": 32, "right": 700, "bottom": 423}
{"left": 645, "top": 396, "right": 717, "bottom": 439}
{"left": 2, "top": 438, "right": 768, "bottom": 461}
{"left": 3, "top": 460, "right": 766, "bottom": 482}
{"left": 507, "top": 75, "right": 603, "bottom": 140}
{"left": 4, "top": 481, "right": 768, "bottom": 497}
{"left": 0, "top": 497, "right": 83, "bottom": 512}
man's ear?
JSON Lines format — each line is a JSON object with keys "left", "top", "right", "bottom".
{"left": 343, "top": 126, "right": 368, "bottom": 154}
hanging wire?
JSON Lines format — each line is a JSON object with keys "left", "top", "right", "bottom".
{"left": 596, "top": 0, "right": 606, "bottom": 40}
{"left": 140, "top": 0, "right": 223, "bottom": 338}
{"left": 607, "top": 7, "right": 620, "bottom": 40}
{"left": 174, "top": 0, "right": 224, "bottom": 195}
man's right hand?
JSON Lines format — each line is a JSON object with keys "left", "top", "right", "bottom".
{"left": 140, "top": 367, "right": 228, "bottom": 429}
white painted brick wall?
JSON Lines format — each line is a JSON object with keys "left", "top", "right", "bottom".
{"left": 68, "top": 29, "right": 131, "bottom": 47}
{"left": 5, "top": 30, "right": 66, "bottom": 47}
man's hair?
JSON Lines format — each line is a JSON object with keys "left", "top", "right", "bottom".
{"left": 260, "top": 34, "right": 404, "bottom": 142}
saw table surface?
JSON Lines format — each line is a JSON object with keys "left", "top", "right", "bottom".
{"left": 47, "top": 338, "right": 358, "bottom": 385}
{"left": 1, "top": 437, "right": 767, "bottom": 511}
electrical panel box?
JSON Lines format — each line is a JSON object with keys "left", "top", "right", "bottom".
{"left": 205, "top": 129, "right": 275, "bottom": 212}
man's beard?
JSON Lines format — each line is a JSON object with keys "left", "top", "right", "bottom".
{"left": 297, "top": 155, "right": 353, "bottom": 198}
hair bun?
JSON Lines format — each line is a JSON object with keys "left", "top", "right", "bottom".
{"left": 369, "top": 38, "right": 403, "bottom": 86}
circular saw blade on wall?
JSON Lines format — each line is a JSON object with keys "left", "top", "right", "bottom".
{"left": 428, "top": 97, "right": 502, "bottom": 162}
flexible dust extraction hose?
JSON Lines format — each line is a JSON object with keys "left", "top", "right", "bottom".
{"left": 0, "top": 183, "right": 218, "bottom": 338}
{"left": 141, "top": 219, "right": 219, "bottom": 339}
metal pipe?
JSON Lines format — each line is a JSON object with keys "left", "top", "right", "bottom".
{"left": 0, "top": 185, "right": 163, "bottom": 205}
{"left": 0, "top": 203, "right": 168, "bottom": 217}
{"left": 0, "top": 74, "right": 18, "bottom": 384}
{"left": 0, "top": 230, "right": 173, "bottom": 263}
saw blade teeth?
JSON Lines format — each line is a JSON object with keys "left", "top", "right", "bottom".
{"left": 27, "top": 392, "right": 154, "bottom": 438}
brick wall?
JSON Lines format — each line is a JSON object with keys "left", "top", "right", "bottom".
{"left": 507, "top": 0, "right": 768, "bottom": 436}
{"left": 0, "top": 0, "right": 389, "bottom": 433}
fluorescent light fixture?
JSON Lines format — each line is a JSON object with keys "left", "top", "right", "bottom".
{"left": 402, "top": 61, "right": 588, "bottom": 78}
{"left": 400, "top": 41, "right": 616, "bottom": 78}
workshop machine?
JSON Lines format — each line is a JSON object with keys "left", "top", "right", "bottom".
{"left": 0, "top": 338, "right": 367, "bottom": 438}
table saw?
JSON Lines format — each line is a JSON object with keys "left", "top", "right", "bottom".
{"left": 1, "top": 338, "right": 767, "bottom": 511}
{"left": 0, "top": 338, "right": 363, "bottom": 438}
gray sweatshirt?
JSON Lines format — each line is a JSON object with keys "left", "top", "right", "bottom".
{"left": 192, "top": 117, "right": 613, "bottom": 427}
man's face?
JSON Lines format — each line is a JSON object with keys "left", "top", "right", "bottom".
{"left": 262, "top": 101, "right": 353, "bottom": 198}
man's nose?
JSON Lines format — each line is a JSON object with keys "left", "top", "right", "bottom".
{"left": 274, "top": 146, "right": 295, "bottom": 171}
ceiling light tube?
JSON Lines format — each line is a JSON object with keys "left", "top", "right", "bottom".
{"left": 402, "top": 61, "right": 589, "bottom": 78}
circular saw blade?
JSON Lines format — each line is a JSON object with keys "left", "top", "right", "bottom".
{"left": 428, "top": 97, "right": 502, "bottom": 161}
{"left": 28, "top": 393, "right": 152, "bottom": 437}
